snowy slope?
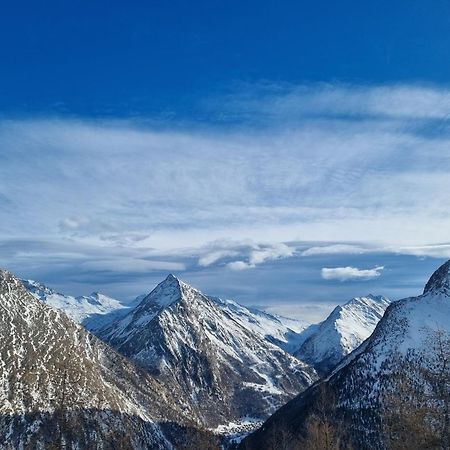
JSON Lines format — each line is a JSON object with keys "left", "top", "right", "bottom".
{"left": 295, "top": 294, "right": 390, "bottom": 374}
{"left": 210, "top": 296, "right": 311, "bottom": 353}
{"left": 242, "top": 261, "right": 450, "bottom": 450}
{"left": 98, "top": 275, "right": 318, "bottom": 428}
{"left": 21, "top": 279, "right": 136, "bottom": 331}
{"left": 0, "top": 270, "right": 208, "bottom": 449}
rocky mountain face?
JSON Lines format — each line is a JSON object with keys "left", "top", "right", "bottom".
{"left": 295, "top": 294, "right": 391, "bottom": 374}
{"left": 0, "top": 270, "right": 210, "bottom": 449}
{"left": 241, "top": 261, "right": 450, "bottom": 450}
{"left": 97, "top": 275, "right": 318, "bottom": 429}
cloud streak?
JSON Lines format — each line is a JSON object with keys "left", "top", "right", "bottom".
{"left": 2, "top": 113, "right": 450, "bottom": 250}
{"left": 208, "top": 83, "right": 450, "bottom": 122}
{"left": 197, "top": 241, "right": 295, "bottom": 270}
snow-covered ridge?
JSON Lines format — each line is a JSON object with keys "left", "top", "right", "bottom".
{"left": 209, "top": 296, "right": 310, "bottom": 353}
{"left": 21, "top": 275, "right": 390, "bottom": 377}
{"left": 21, "top": 278, "right": 136, "bottom": 330}
{"left": 295, "top": 294, "right": 391, "bottom": 374}
{"left": 21, "top": 274, "right": 311, "bottom": 355}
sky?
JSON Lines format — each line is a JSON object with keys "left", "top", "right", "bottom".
{"left": 1, "top": 1, "right": 450, "bottom": 321}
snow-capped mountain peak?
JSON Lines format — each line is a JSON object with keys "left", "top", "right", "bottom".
{"left": 111, "top": 274, "right": 202, "bottom": 332}
{"left": 343, "top": 293, "right": 389, "bottom": 307}
{"left": 138, "top": 273, "right": 192, "bottom": 308}
{"left": 98, "top": 275, "right": 318, "bottom": 428}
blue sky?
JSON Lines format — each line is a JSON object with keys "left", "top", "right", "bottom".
{"left": 2, "top": 0, "right": 450, "bottom": 118}
{"left": 1, "top": 1, "right": 450, "bottom": 321}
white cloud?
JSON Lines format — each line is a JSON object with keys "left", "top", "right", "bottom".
{"left": 214, "top": 83, "right": 450, "bottom": 121}
{"left": 391, "top": 244, "right": 450, "bottom": 258}
{"left": 302, "top": 242, "right": 450, "bottom": 260}
{"left": 225, "top": 242, "right": 295, "bottom": 270}
{"left": 2, "top": 107, "right": 450, "bottom": 253}
{"left": 195, "top": 240, "right": 296, "bottom": 270}
{"left": 198, "top": 250, "right": 240, "bottom": 267}
{"left": 249, "top": 243, "right": 294, "bottom": 264}
{"left": 321, "top": 266, "right": 384, "bottom": 281}
{"left": 227, "top": 261, "right": 254, "bottom": 271}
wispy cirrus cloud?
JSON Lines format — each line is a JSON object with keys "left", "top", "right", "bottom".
{"left": 207, "top": 83, "right": 450, "bottom": 122}
{"left": 321, "top": 266, "right": 384, "bottom": 281}
{"left": 301, "top": 242, "right": 450, "bottom": 260}
{"left": 1, "top": 83, "right": 450, "bottom": 302}
{"left": 301, "top": 244, "right": 371, "bottom": 257}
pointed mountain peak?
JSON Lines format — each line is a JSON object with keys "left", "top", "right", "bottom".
{"left": 162, "top": 273, "right": 181, "bottom": 285}
{"left": 138, "top": 274, "right": 200, "bottom": 310}
{"left": 155, "top": 273, "right": 185, "bottom": 292}
{"left": 423, "top": 259, "right": 450, "bottom": 295}
{"left": 158, "top": 273, "right": 200, "bottom": 293}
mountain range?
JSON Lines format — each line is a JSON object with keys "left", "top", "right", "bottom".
{"left": 16, "top": 273, "right": 394, "bottom": 441}
{"left": 21, "top": 276, "right": 389, "bottom": 374}
{"left": 1, "top": 268, "right": 418, "bottom": 448}
{"left": 241, "top": 260, "right": 450, "bottom": 449}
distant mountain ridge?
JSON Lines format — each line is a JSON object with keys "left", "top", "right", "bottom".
{"left": 21, "top": 278, "right": 139, "bottom": 331}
